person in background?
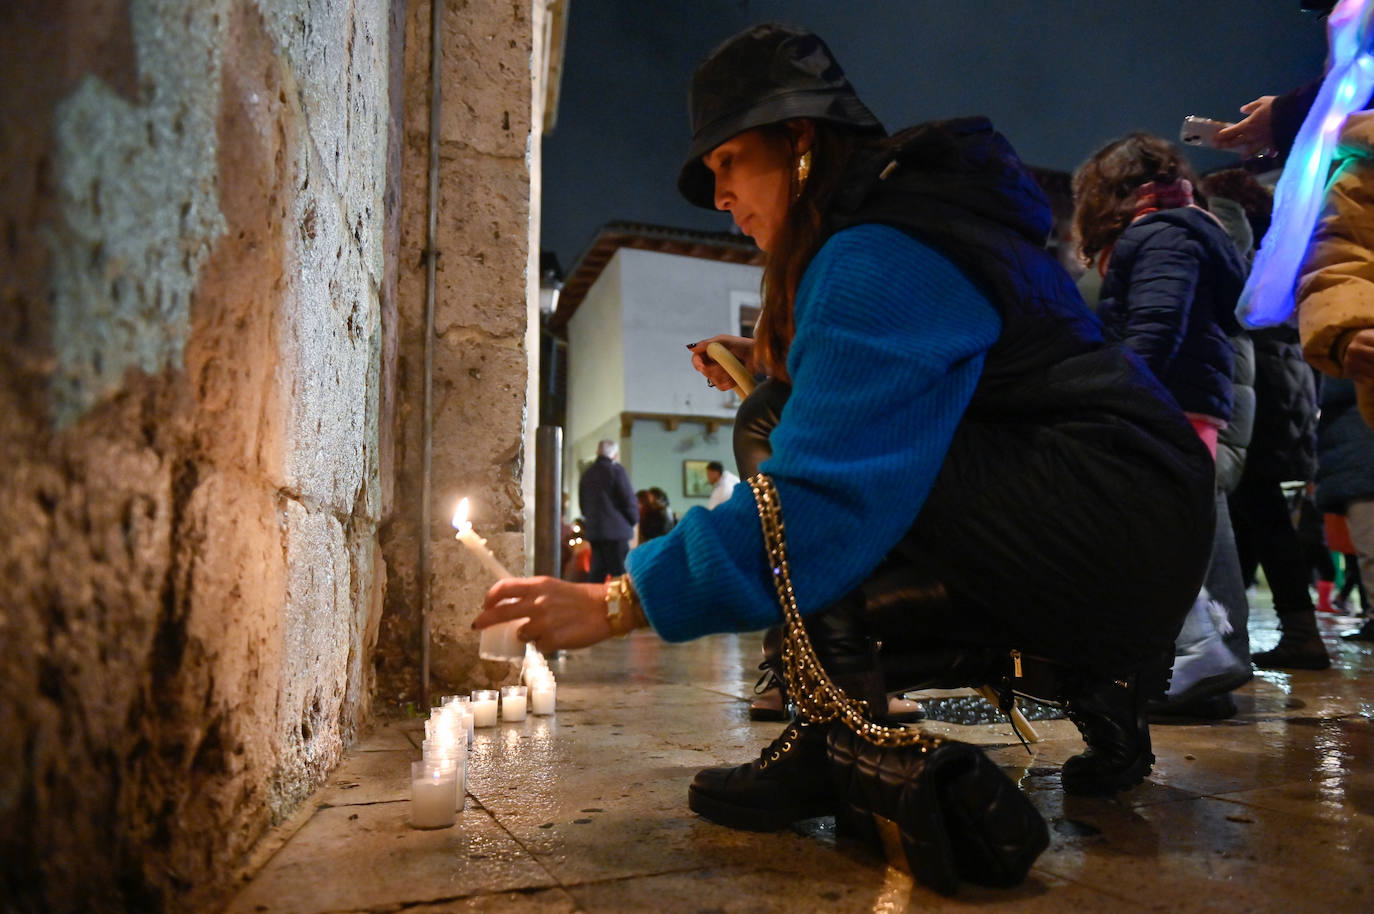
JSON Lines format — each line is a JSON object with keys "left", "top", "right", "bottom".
{"left": 577, "top": 439, "right": 638, "bottom": 582}
{"left": 636, "top": 488, "right": 675, "bottom": 544}
{"left": 1201, "top": 169, "right": 1327, "bottom": 671}
{"left": 1297, "top": 109, "right": 1374, "bottom": 641}
{"left": 1297, "top": 111, "right": 1374, "bottom": 427}
{"left": 1073, "top": 133, "right": 1254, "bottom": 706}
{"left": 1295, "top": 487, "right": 1339, "bottom": 614}
{"left": 1335, "top": 550, "right": 1368, "bottom": 614}
{"left": 650, "top": 487, "right": 677, "bottom": 533}
{"left": 704, "top": 460, "right": 739, "bottom": 509}
{"left": 1311, "top": 379, "right": 1374, "bottom": 642}
{"left": 478, "top": 25, "right": 1215, "bottom": 826}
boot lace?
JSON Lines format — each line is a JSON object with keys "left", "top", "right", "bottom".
{"left": 757, "top": 723, "right": 804, "bottom": 770}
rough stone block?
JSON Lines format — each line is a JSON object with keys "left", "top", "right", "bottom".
{"left": 433, "top": 147, "right": 532, "bottom": 338}
{"left": 404, "top": 0, "right": 533, "bottom": 160}
{"left": 282, "top": 153, "right": 382, "bottom": 515}
{"left": 431, "top": 335, "right": 528, "bottom": 521}
{"left": 271, "top": 498, "right": 354, "bottom": 816}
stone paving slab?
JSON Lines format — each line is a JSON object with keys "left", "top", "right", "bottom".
{"left": 224, "top": 802, "right": 557, "bottom": 914}
{"left": 316, "top": 748, "right": 414, "bottom": 807}
{"left": 229, "top": 603, "right": 1374, "bottom": 913}
{"left": 1031, "top": 792, "right": 1374, "bottom": 912}
{"left": 350, "top": 719, "right": 419, "bottom": 753}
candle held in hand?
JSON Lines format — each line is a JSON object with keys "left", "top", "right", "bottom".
{"left": 453, "top": 498, "right": 528, "bottom": 661}
{"left": 452, "top": 498, "right": 515, "bottom": 579}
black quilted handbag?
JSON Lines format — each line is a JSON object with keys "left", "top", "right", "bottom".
{"left": 749, "top": 475, "right": 1049, "bottom": 895}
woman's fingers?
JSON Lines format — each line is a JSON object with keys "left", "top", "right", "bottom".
{"left": 477, "top": 576, "right": 554, "bottom": 626}
{"left": 475, "top": 578, "right": 615, "bottom": 652}
{"left": 689, "top": 348, "right": 737, "bottom": 390}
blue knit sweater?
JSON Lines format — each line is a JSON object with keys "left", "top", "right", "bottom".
{"left": 627, "top": 224, "right": 1002, "bottom": 641}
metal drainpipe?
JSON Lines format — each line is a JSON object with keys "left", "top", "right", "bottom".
{"left": 419, "top": 0, "right": 443, "bottom": 711}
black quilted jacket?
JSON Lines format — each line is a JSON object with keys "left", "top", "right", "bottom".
{"left": 1097, "top": 207, "right": 1246, "bottom": 421}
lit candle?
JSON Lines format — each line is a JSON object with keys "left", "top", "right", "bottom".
{"left": 452, "top": 498, "right": 515, "bottom": 578}
{"left": 470, "top": 689, "right": 499, "bottom": 728}
{"left": 443, "top": 695, "right": 475, "bottom": 744}
{"left": 529, "top": 675, "right": 556, "bottom": 716}
{"left": 522, "top": 653, "right": 550, "bottom": 685}
{"left": 452, "top": 498, "right": 528, "bottom": 661}
{"left": 410, "top": 760, "right": 458, "bottom": 829}
{"left": 426, "top": 706, "right": 465, "bottom": 748}
{"left": 501, "top": 684, "right": 527, "bottom": 721}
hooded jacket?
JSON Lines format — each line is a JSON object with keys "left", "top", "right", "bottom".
{"left": 1096, "top": 207, "right": 1246, "bottom": 421}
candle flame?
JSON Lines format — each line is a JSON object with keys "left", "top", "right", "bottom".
{"left": 451, "top": 498, "right": 470, "bottom": 530}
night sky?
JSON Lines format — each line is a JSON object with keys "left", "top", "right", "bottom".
{"left": 540, "top": 1, "right": 1329, "bottom": 272}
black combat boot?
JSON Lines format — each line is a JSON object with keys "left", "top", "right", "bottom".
{"left": 689, "top": 593, "right": 884, "bottom": 831}
{"left": 1059, "top": 663, "right": 1167, "bottom": 796}
{"left": 687, "top": 717, "right": 836, "bottom": 830}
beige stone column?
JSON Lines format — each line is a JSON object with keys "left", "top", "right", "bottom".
{"left": 380, "top": 0, "right": 538, "bottom": 700}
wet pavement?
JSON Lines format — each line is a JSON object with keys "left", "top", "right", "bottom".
{"left": 226, "top": 591, "right": 1374, "bottom": 913}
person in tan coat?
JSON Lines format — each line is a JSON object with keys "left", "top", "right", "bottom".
{"left": 1298, "top": 109, "right": 1374, "bottom": 644}
{"left": 1298, "top": 110, "right": 1374, "bottom": 430}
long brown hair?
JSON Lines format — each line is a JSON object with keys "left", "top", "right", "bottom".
{"left": 753, "top": 121, "right": 864, "bottom": 381}
{"left": 1071, "top": 132, "right": 1202, "bottom": 265}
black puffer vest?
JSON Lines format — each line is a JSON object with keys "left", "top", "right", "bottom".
{"left": 828, "top": 119, "right": 1216, "bottom": 673}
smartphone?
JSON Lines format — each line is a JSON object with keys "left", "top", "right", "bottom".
{"left": 1180, "top": 115, "right": 1232, "bottom": 148}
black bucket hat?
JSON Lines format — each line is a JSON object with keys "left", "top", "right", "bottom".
{"left": 677, "top": 24, "right": 885, "bottom": 210}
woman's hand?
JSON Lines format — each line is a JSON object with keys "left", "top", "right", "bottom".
{"left": 475, "top": 576, "right": 613, "bottom": 652}
{"left": 687, "top": 334, "right": 756, "bottom": 391}
{"left": 1214, "top": 96, "right": 1277, "bottom": 157}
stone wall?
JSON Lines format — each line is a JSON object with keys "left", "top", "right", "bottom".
{"left": 376, "top": 0, "right": 536, "bottom": 703}
{"left": 0, "top": 0, "right": 399, "bottom": 909}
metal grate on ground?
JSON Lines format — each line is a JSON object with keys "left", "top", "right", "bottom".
{"left": 909, "top": 693, "right": 1066, "bottom": 726}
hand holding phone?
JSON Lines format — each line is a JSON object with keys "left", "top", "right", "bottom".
{"left": 1180, "top": 115, "right": 1234, "bottom": 148}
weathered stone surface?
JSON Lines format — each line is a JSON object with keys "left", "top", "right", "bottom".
{"left": 396, "top": 136, "right": 532, "bottom": 340}
{"left": 403, "top": 0, "right": 534, "bottom": 159}
{"left": 0, "top": 0, "right": 395, "bottom": 909}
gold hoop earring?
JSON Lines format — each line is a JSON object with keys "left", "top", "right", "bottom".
{"left": 796, "top": 150, "right": 812, "bottom": 188}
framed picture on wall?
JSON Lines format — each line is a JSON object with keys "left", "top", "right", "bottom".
{"left": 682, "top": 459, "right": 713, "bottom": 499}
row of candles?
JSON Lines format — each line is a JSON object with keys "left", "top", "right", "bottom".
{"left": 411, "top": 646, "right": 558, "bottom": 828}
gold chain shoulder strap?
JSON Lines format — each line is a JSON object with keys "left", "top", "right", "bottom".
{"left": 749, "top": 474, "right": 942, "bottom": 749}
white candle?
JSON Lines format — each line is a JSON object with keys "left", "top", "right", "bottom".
{"left": 427, "top": 707, "right": 463, "bottom": 746}
{"left": 452, "top": 498, "right": 529, "bottom": 661}
{"left": 501, "top": 685, "right": 527, "bottom": 721}
{"left": 470, "top": 690, "right": 499, "bottom": 727}
{"left": 410, "top": 760, "right": 457, "bottom": 829}
{"left": 479, "top": 618, "right": 526, "bottom": 662}
{"left": 442, "top": 696, "right": 476, "bottom": 744}
{"left": 452, "top": 498, "right": 514, "bottom": 578}
{"left": 529, "top": 677, "right": 556, "bottom": 715}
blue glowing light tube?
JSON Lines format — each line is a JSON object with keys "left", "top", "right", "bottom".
{"left": 1238, "top": 0, "right": 1374, "bottom": 327}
